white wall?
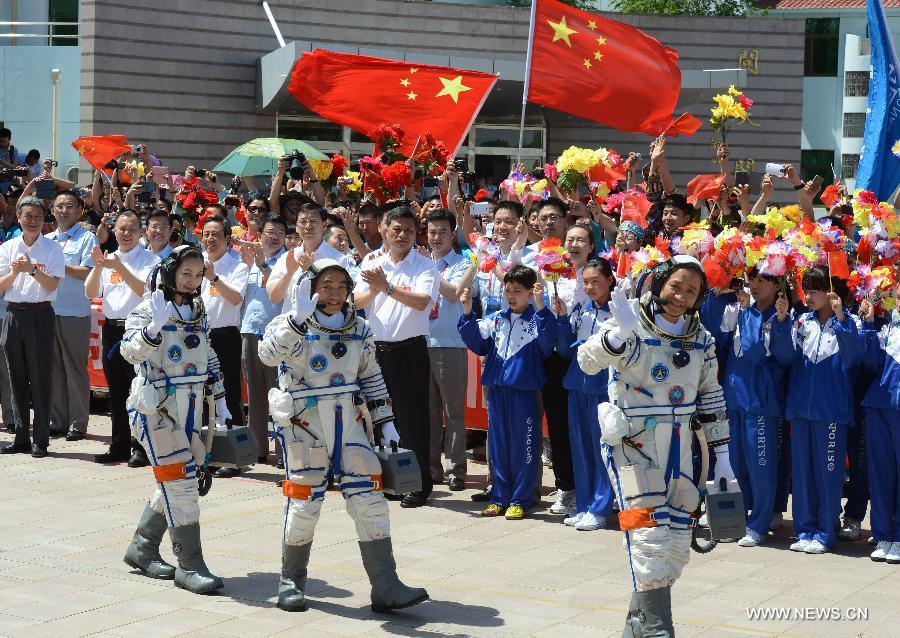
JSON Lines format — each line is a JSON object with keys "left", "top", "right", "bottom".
{"left": 0, "top": 46, "right": 81, "bottom": 178}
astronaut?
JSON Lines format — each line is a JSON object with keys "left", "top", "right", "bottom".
{"left": 120, "top": 245, "right": 230, "bottom": 595}
{"left": 258, "top": 258, "right": 428, "bottom": 613}
{"left": 578, "top": 256, "right": 731, "bottom": 638}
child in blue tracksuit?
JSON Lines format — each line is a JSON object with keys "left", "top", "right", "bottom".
{"left": 702, "top": 267, "right": 788, "bottom": 547}
{"left": 554, "top": 258, "right": 616, "bottom": 532}
{"left": 833, "top": 281, "right": 900, "bottom": 564}
{"left": 770, "top": 267, "right": 857, "bottom": 554}
{"left": 458, "top": 265, "right": 556, "bottom": 520}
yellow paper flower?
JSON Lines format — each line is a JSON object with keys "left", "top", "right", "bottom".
{"left": 345, "top": 170, "right": 362, "bottom": 192}
{"left": 747, "top": 206, "right": 797, "bottom": 238}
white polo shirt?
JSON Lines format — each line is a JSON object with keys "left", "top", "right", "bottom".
{"left": 268, "top": 240, "right": 354, "bottom": 308}
{"left": 98, "top": 245, "right": 159, "bottom": 319}
{"left": 0, "top": 234, "right": 65, "bottom": 303}
{"left": 201, "top": 248, "right": 249, "bottom": 329}
{"left": 354, "top": 248, "right": 439, "bottom": 342}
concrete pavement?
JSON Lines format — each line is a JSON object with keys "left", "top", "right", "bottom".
{"left": 0, "top": 414, "right": 897, "bottom": 637}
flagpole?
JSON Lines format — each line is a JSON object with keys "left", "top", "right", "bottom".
{"left": 516, "top": 0, "right": 538, "bottom": 167}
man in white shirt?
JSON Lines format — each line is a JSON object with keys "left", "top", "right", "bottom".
{"left": 355, "top": 206, "right": 439, "bottom": 508}
{"left": 266, "top": 202, "right": 351, "bottom": 309}
{"left": 143, "top": 209, "right": 174, "bottom": 259}
{"left": 0, "top": 196, "right": 65, "bottom": 457}
{"left": 200, "top": 213, "right": 249, "bottom": 477}
{"left": 85, "top": 210, "right": 160, "bottom": 464}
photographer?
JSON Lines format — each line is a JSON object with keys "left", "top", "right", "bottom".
{"left": 269, "top": 153, "right": 325, "bottom": 219}
{"left": 22, "top": 159, "right": 75, "bottom": 203}
{"left": 46, "top": 191, "right": 98, "bottom": 441}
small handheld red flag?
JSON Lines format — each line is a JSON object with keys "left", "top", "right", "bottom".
{"left": 71, "top": 135, "right": 132, "bottom": 171}
{"left": 662, "top": 113, "right": 703, "bottom": 138}
{"left": 686, "top": 174, "right": 727, "bottom": 205}
{"left": 620, "top": 193, "right": 652, "bottom": 228}
{"left": 827, "top": 251, "right": 851, "bottom": 280}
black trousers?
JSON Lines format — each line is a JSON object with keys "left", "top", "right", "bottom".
{"left": 102, "top": 321, "right": 135, "bottom": 456}
{"left": 2, "top": 303, "right": 55, "bottom": 449}
{"left": 376, "top": 336, "right": 432, "bottom": 497}
{"left": 210, "top": 326, "right": 244, "bottom": 427}
{"left": 542, "top": 352, "right": 574, "bottom": 492}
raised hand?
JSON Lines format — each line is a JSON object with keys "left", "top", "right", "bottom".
{"left": 292, "top": 277, "right": 319, "bottom": 324}
{"left": 146, "top": 289, "right": 170, "bottom": 338}
{"left": 826, "top": 291, "right": 845, "bottom": 321}
{"left": 609, "top": 285, "right": 638, "bottom": 339}
{"left": 460, "top": 287, "right": 473, "bottom": 315}
{"left": 775, "top": 291, "right": 789, "bottom": 322}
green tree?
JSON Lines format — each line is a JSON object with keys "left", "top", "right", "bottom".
{"left": 609, "top": 0, "right": 763, "bottom": 16}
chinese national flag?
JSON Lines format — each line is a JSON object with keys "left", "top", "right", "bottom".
{"left": 527, "top": 0, "right": 681, "bottom": 135}
{"left": 288, "top": 50, "right": 498, "bottom": 156}
{"left": 686, "top": 173, "right": 726, "bottom": 205}
{"left": 621, "top": 192, "right": 652, "bottom": 228}
{"left": 827, "top": 251, "right": 851, "bottom": 280}
{"left": 71, "top": 135, "right": 132, "bottom": 171}
{"left": 662, "top": 112, "right": 703, "bottom": 138}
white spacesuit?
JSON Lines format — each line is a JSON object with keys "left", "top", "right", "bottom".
{"left": 258, "top": 259, "right": 428, "bottom": 613}
{"left": 120, "top": 246, "right": 229, "bottom": 595}
{"left": 578, "top": 256, "right": 730, "bottom": 638}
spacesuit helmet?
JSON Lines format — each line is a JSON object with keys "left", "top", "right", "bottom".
{"left": 151, "top": 244, "right": 206, "bottom": 303}
{"left": 649, "top": 254, "right": 709, "bottom": 314}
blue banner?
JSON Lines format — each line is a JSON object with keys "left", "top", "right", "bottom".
{"left": 857, "top": 0, "right": 900, "bottom": 200}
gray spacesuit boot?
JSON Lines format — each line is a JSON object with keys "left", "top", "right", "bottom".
{"left": 170, "top": 523, "right": 224, "bottom": 594}
{"left": 622, "top": 587, "right": 674, "bottom": 637}
{"left": 277, "top": 542, "right": 312, "bottom": 611}
{"left": 358, "top": 538, "right": 429, "bottom": 612}
{"left": 123, "top": 504, "right": 176, "bottom": 579}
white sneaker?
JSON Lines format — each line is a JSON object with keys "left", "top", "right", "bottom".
{"left": 804, "top": 539, "right": 828, "bottom": 554}
{"left": 871, "top": 540, "right": 892, "bottom": 562}
{"left": 564, "top": 512, "right": 584, "bottom": 527}
{"left": 769, "top": 513, "right": 784, "bottom": 531}
{"left": 698, "top": 513, "right": 709, "bottom": 528}
{"left": 789, "top": 539, "right": 811, "bottom": 552}
{"left": 738, "top": 528, "right": 765, "bottom": 547}
{"left": 550, "top": 489, "right": 576, "bottom": 515}
{"left": 576, "top": 512, "right": 607, "bottom": 531}
{"left": 886, "top": 542, "right": 900, "bottom": 564}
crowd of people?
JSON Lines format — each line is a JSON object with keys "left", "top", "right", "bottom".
{"left": 0, "top": 122, "right": 898, "bottom": 625}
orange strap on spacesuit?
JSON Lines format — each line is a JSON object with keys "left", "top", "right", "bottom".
{"left": 618, "top": 507, "right": 660, "bottom": 531}
{"left": 152, "top": 463, "right": 187, "bottom": 482}
{"left": 281, "top": 480, "right": 313, "bottom": 500}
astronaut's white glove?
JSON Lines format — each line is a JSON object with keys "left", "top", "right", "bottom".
{"left": 712, "top": 443, "right": 735, "bottom": 484}
{"left": 292, "top": 277, "right": 319, "bottom": 325}
{"left": 608, "top": 285, "right": 639, "bottom": 346}
{"left": 145, "top": 289, "right": 170, "bottom": 339}
{"left": 379, "top": 421, "right": 400, "bottom": 446}
{"left": 215, "top": 397, "right": 232, "bottom": 429}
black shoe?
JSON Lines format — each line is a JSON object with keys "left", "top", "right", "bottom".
{"left": 214, "top": 467, "right": 240, "bottom": 478}
{"left": 384, "top": 492, "right": 403, "bottom": 501}
{"left": 4, "top": 424, "right": 14, "bottom": 434}
{"left": 275, "top": 457, "right": 284, "bottom": 470}
{"left": 400, "top": 493, "right": 427, "bottom": 509}
{"left": 1, "top": 442, "right": 30, "bottom": 454}
{"left": 94, "top": 451, "right": 130, "bottom": 464}
{"left": 471, "top": 487, "right": 491, "bottom": 502}
{"left": 65, "top": 430, "right": 86, "bottom": 442}
{"left": 49, "top": 429, "right": 67, "bottom": 439}
{"left": 128, "top": 449, "right": 150, "bottom": 468}
{"left": 448, "top": 477, "right": 465, "bottom": 492}
{"left": 31, "top": 444, "right": 48, "bottom": 458}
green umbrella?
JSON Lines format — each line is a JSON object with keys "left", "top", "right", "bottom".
{"left": 213, "top": 138, "right": 329, "bottom": 177}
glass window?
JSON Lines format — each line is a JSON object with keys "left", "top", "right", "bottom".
{"left": 844, "top": 71, "right": 870, "bottom": 97}
{"left": 474, "top": 127, "right": 542, "bottom": 149}
{"left": 49, "top": 0, "right": 78, "bottom": 46}
{"left": 843, "top": 112, "right": 866, "bottom": 138}
{"left": 804, "top": 18, "right": 839, "bottom": 77}
{"left": 800, "top": 149, "right": 835, "bottom": 183}
{"left": 841, "top": 153, "right": 860, "bottom": 180}
{"left": 350, "top": 130, "right": 371, "bottom": 144}
{"left": 277, "top": 119, "right": 342, "bottom": 142}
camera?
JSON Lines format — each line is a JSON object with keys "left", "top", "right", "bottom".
{"left": 105, "top": 160, "right": 125, "bottom": 170}
{"left": 530, "top": 167, "right": 545, "bottom": 180}
{"left": 132, "top": 144, "right": 144, "bottom": 154}
{"left": 453, "top": 158, "right": 468, "bottom": 172}
{"left": 0, "top": 167, "right": 30, "bottom": 181}
{"left": 48, "top": 160, "right": 59, "bottom": 168}
{"left": 287, "top": 150, "right": 307, "bottom": 180}
{"left": 230, "top": 175, "right": 242, "bottom": 195}
{"left": 194, "top": 168, "right": 207, "bottom": 178}
{"left": 223, "top": 195, "right": 240, "bottom": 208}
